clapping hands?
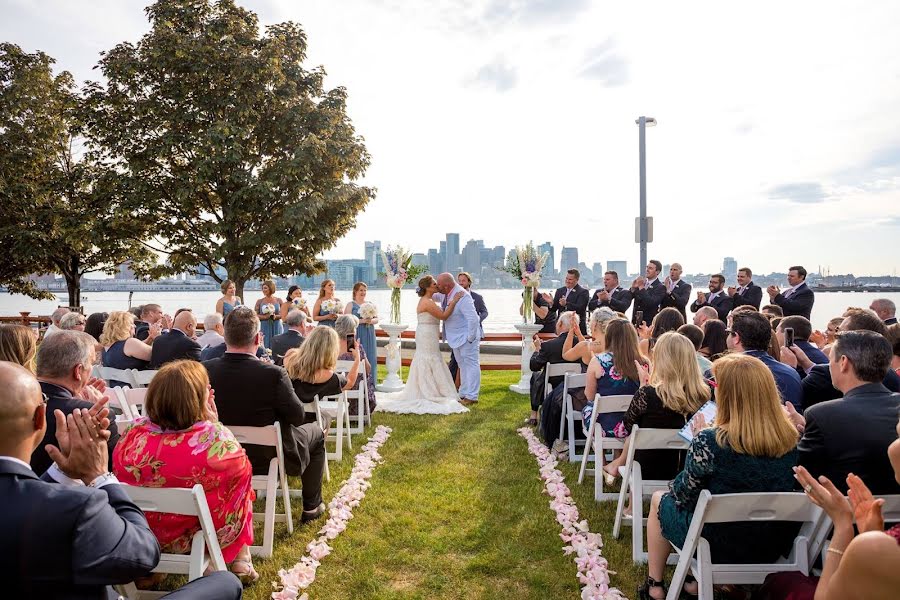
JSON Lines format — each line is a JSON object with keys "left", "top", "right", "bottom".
{"left": 767, "top": 285, "right": 780, "bottom": 298}
{"left": 635, "top": 360, "right": 651, "bottom": 386}
{"left": 46, "top": 407, "right": 110, "bottom": 484}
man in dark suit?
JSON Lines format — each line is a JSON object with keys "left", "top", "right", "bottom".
{"left": 271, "top": 308, "right": 306, "bottom": 366}
{"left": 797, "top": 331, "right": 900, "bottom": 495}
{"left": 588, "top": 270, "right": 633, "bottom": 314}
{"left": 727, "top": 311, "right": 802, "bottom": 408}
{"left": 768, "top": 265, "right": 815, "bottom": 319}
{"left": 134, "top": 303, "right": 171, "bottom": 342}
{"left": 727, "top": 267, "right": 763, "bottom": 310}
{"left": 526, "top": 313, "right": 580, "bottom": 427}
{"left": 1, "top": 361, "right": 242, "bottom": 600}
{"left": 776, "top": 316, "right": 828, "bottom": 367}
{"left": 630, "top": 260, "right": 667, "bottom": 326}
{"left": 551, "top": 268, "right": 590, "bottom": 334}
{"left": 204, "top": 306, "right": 327, "bottom": 522}
{"left": 660, "top": 262, "right": 692, "bottom": 320}
{"left": 31, "top": 331, "right": 120, "bottom": 475}
{"left": 870, "top": 298, "right": 897, "bottom": 325}
{"left": 690, "top": 274, "right": 734, "bottom": 322}
{"left": 148, "top": 310, "right": 202, "bottom": 369}
{"left": 449, "top": 273, "right": 489, "bottom": 381}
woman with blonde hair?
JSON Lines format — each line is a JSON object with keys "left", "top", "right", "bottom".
{"left": 0, "top": 324, "right": 38, "bottom": 372}
{"left": 100, "top": 311, "right": 156, "bottom": 387}
{"left": 215, "top": 279, "right": 242, "bottom": 318}
{"left": 283, "top": 326, "right": 360, "bottom": 424}
{"left": 639, "top": 353, "right": 800, "bottom": 600}
{"left": 113, "top": 360, "right": 257, "bottom": 582}
{"left": 562, "top": 307, "right": 617, "bottom": 367}
{"left": 312, "top": 279, "right": 340, "bottom": 328}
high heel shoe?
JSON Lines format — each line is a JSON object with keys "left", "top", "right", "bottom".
{"left": 637, "top": 576, "right": 666, "bottom": 600}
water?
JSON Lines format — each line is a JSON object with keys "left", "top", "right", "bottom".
{"left": 3, "top": 289, "right": 898, "bottom": 332}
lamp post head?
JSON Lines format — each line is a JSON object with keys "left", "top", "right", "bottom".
{"left": 635, "top": 116, "right": 657, "bottom": 127}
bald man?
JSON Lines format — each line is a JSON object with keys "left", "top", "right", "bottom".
{"left": 660, "top": 263, "right": 692, "bottom": 320}
{"left": 148, "top": 308, "right": 202, "bottom": 369}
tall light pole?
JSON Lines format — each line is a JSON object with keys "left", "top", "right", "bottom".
{"left": 636, "top": 116, "right": 656, "bottom": 273}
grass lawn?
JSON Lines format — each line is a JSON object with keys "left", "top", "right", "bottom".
{"left": 241, "top": 369, "right": 646, "bottom": 600}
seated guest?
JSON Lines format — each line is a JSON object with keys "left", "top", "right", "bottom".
{"left": 777, "top": 315, "right": 828, "bottom": 368}
{"left": 149, "top": 310, "right": 202, "bottom": 369}
{"left": 84, "top": 311, "right": 108, "bottom": 341}
{"left": 335, "top": 314, "right": 377, "bottom": 416}
{"left": 0, "top": 323, "right": 37, "bottom": 372}
{"left": 526, "top": 312, "right": 581, "bottom": 428}
{"left": 691, "top": 305, "right": 718, "bottom": 329}
{"left": 870, "top": 298, "right": 897, "bottom": 325}
{"left": 204, "top": 306, "right": 327, "bottom": 523}
{"left": 551, "top": 269, "right": 590, "bottom": 335}
{"left": 889, "top": 323, "right": 900, "bottom": 375}
{"left": 196, "top": 313, "right": 225, "bottom": 349}
{"left": 689, "top": 274, "right": 733, "bottom": 322}
{"left": 563, "top": 307, "right": 618, "bottom": 368}
{"left": 270, "top": 309, "right": 307, "bottom": 366}
{"left": 58, "top": 312, "right": 86, "bottom": 332}
{"left": 42, "top": 307, "right": 70, "bottom": 338}
{"left": 101, "top": 311, "right": 155, "bottom": 386}
{"left": 589, "top": 270, "right": 634, "bottom": 314}
{"left": 639, "top": 307, "right": 684, "bottom": 356}
{"left": 677, "top": 323, "right": 712, "bottom": 373}
{"left": 762, "top": 303, "right": 785, "bottom": 318}
{"left": 603, "top": 332, "right": 713, "bottom": 485}
{"left": 283, "top": 326, "right": 361, "bottom": 425}
{"left": 641, "top": 353, "right": 800, "bottom": 599}
{"left": 726, "top": 267, "right": 763, "bottom": 310}
{"left": 32, "top": 330, "right": 120, "bottom": 476}
{"left": 727, "top": 311, "right": 802, "bottom": 408}
{"left": 580, "top": 319, "right": 647, "bottom": 440}
{"left": 660, "top": 263, "right": 692, "bottom": 321}
{"left": 797, "top": 331, "right": 900, "bottom": 495}
{"left": 114, "top": 361, "right": 258, "bottom": 582}
{"left": 523, "top": 289, "right": 557, "bottom": 334}
{"left": 134, "top": 303, "right": 170, "bottom": 341}
{"left": 767, "top": 265, "right": 815, "bottom": 319}
{"left": 699, "top": 319, "right": 728, "bottom": 361}
{"left": 200, "top": 340, "right": 267, "bottom": 361}
{"left": 630, "top": 260, "right": 667, "bottom": 327}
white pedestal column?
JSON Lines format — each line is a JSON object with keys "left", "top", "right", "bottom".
{"left": 509, "top": 323, "right": 544, "bottom": 395}
{"left": 376, "top": 323, "right": 409, "bottom": 392}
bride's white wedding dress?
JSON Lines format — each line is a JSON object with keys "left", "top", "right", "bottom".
{"left": 375, "top": 311, "right": 469, "bottom": 415}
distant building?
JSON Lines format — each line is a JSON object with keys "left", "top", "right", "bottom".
{"left": 114, "top": 261, "right": 135, "bottom": 281}
{"left": 427, "top": 248, "right": 442, "bottom": 275}
{"left": 607, "top": 260, "right": 627, "bottom": 279}
{"left": 591, "top": 262, "right": 604, "bottom": 282}
{"left": 325, "top": 259, "right": 370, "bottom": 289}
{"left": 446, "top": 233, "right": 460, "bottom": 272}
{"left": 538, "top": 242, "right": 555, "bottom": 275}
{"left": 560, "top": 247, "right": 579, "bottom": 273}
{"left": 462, "top": 239, "right": 483, "bottom": 274}
{"left": 723, "top": 256, "right": 738, "bottom": 284}
{"left": 364, "top": 241, "right": 381, "bottom": 278}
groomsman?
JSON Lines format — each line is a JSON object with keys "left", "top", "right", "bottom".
{"left": 768, "top": 265, "right": 815, "bottom": 319}
{"left": 551, "top": 269, "right": 589, "bottom": 335}
{"left": 588, "top": 270, "right": 633, "bottom": 314}
{"left": 660, "top": 263, "right": 692, "bottom": 320}
{"left": 727, "top": 267, "right": 763, "bottom": 310}
{"left": 630, "top": 260, "right": 667, "bottom": 326}
{"left": 690, "top": 274, "right": 734, "bottom": 322}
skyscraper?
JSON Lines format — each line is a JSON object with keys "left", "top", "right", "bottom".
{"left": 462, "top": 239, "right": 483, "bottom": 274}
{"left": 607, "top": 260, "right": 627, "bottom": 279}
{"left": 364, "top": 241, "right": 381, "bottom": 280}
{"left": 446, "top": 233, "right": 460, "bottom": 271}
{"left": 723, "top": 256, "right": 738, "bottom": 284}
{"left": 560, "top": 247, "right": 579, "bottom": 273}
{"left": 538, "top": 242, "right": 555, "bottom": 275}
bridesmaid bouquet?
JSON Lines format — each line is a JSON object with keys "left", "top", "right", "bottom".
{"left": 321, "top": 298, "right": 342, "bottom": 315}
{"left": 359, "top": 302, "right": 378, "bottom": 320}
{"left": 380, "top": 246, "right": 426, "bottom": 324}
{"left": 497, "top": 242, "right": 550, "bottom": 323}
{"left": 292, "top": 297, "right": 308, "bottom": 311}
{"left": 261, "top": 303, "right": 276, "bottom": 321}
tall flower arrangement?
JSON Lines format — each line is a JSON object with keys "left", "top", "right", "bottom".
{"left": 380, "top": 246, "right": 427, "bottom": 324}
{"left": 498, "top": 243, "right": 549, "bottom": 323}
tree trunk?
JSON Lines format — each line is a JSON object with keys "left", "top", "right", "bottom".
{"left": 65, "top": 274, "right": 81, "bottom": 308}
{"left": 234, "top": 278, "right": 246, "bottom": 303}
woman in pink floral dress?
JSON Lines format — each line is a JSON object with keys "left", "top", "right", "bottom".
{"left": 113, "top": 361, "right": 258, "bottom": 583}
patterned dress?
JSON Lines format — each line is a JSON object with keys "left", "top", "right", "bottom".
{"left": 112, "top": 418, "right": 255, "bottom": 562}
{"left": 658, "top": 428, "right": 799, "bottom": 563}
{"left": 338, "top": 346, "right": 377, "bottom": 415}
{"left": 580, "top": 352, "right": 641, "bottom": 437}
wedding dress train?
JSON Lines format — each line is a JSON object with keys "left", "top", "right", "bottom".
{"left": 375, "top": 311, "right": 469, "bottom": 415}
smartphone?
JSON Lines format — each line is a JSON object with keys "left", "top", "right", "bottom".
{"left": 634, "top": 310, "right": 644, "bottom": 325}
{"left": 346, "top": 334, "right": 355, "bottom": 349}
{"left": 784, "top": 327, "right": 794, "bottom": 348}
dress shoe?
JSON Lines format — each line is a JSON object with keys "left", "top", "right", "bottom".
{"left": 301, "top": 502, "right": 326, "bottom": 523}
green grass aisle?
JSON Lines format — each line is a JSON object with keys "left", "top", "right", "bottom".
{"left": 244, "top": 370, "right": 644, "bottom": 600}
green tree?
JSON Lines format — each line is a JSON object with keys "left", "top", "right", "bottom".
{"left": 84, "top": 0, "right": 375, "bottom": 299}
{"left": 0, "top": 43, "right": 153, "bottom": 307}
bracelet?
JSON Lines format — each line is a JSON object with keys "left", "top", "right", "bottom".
{"left": 826, "top": 547, "right": 845, "bottom": 558}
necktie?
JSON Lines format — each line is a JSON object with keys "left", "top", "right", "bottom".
{"left": 441, "top": 294, "right": 449, "bottom": 310}
{"left": 784, "top": 287, "right": 793, "bottom": 299}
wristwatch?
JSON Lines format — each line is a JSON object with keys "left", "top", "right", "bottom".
{"left": 89, "top": 472, "right": 120, "bottom": 488}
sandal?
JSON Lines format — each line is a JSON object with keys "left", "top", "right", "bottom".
{"left": 637, "top": 576, "right": 666, "bottom": 600}
{"left": 679, "top": 575, "right": 699, "bottom": 599}
{"left": 231, "top": 558, "right": 259, "bottom": 584}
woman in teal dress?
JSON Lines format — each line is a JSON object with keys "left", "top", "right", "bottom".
{"left": 312, "top": 279, "right": 339, "bottom": 329}
{"left": 215, "top": 279, "right": 243, "bottom": 318}
{"left": 344, "top": 282, "right": 378, "bottom": 368}
{"left": 254, "top": 279, "right": 282, "bottom": 349}
{"left": 639, "top": 354, "right": 801, "bottom": 600}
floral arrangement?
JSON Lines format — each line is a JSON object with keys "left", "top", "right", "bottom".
{"left": 260, "top": 303, "right": 276, "bottom": 320}
{"left": 359, "top": 301, "right": 378, "bottom": 320}
{"left": 497, "top": 243, "right": 550, "bottom": 323}
{"left": 380, "top": 246, "right": 427, "bottom": 324}
{"left": 321, "top": 298, "right": 342, "bottom": 315}
{"left": 271, "top": 425, "right": 393, "bottom": 600}
{"left": 518, "top": 427, "right": 627, "bottom": 600}
{"left": 292, "top": 297, "right": 308, "bottom": 311}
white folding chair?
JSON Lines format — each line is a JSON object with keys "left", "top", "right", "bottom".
{"left": 336, "top": 359, "right": 370, "bottom": 434}
{"left": 559, "top": 373, "right": 590, "bottom": 462}
{"left": 666, "top": 491, "right": 825, "bottom": 600}
{"left": 544, "top": 362, "right": 582, "bottom": 409}
{"left": 116, "top": 484, "right": 227, "bottom": 599}
{"left": 103, "top": 386, "right": 136, "bottom": 422}
{"left": 313, "top": 393, "right": 351, "bottom": 462}
{"left": 117, "top": 386, "right": 148, "bottom": 418}
{"left": 578, "top": 393, "right": 634, "bottom": 495}
{"left": 133, "top": 369, "right": 158, "bottom": 388}
{"left": 612, "top": 426, "right": 689, "bottom": 563}
{"left": 228, "top": 423, "right": 294, "bottom": 558}
{"left": 95, "top": 366, "right": 138, "bottom": 388}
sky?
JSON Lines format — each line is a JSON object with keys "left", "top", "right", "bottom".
{"left": 3, "top": 0, "right": 900, "bottom": 276}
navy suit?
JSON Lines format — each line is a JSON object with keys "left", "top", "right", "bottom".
{"left": 1, "top": 459, "right": 160, "bottom": 600}
{"left": 801, "top": 364, "right": 900, "bottom": 411}
{"left": 661, "top": 280, "right": 692, "bottom": 320}
{"left": 631, "top": 279, "right": 667, "bottom": 326}
{"left": 528, "top": 333, "right": 579, "bottom": 412}
{"left": 148, "top": 329, "right": 202, "bottom": 369}
{"left": 270, "top": 329, "right": 305, "bottom": 366}
{"left": 200, "top": 343, "right": 266, "bottom": 361}
{"left": 551, "top": 284, "right": 590, "bottom": 334}
{"left": 588, "top": 286, "right": 633, "bottom": 315}
{"left": 745, "top": 350, "right": 803, "bottom": 409}
{"left": 731, "top": 282, "right": 763, "bottom": 310}
{"left": 690, "top": 291, "right": 734, "bottom": 322}
{"left": 773, "top": 283, "right": 815, "bottom": 319}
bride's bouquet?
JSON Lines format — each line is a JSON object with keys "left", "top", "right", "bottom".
{"left": 497, "top": 242, "right": 550, "bottom": 323}
{"left": 381, "top": 246, "right": 426, "bottom": 324}
{"left": 321, "top": 298, "right": 342, "bottom": 315}
{"left": 359, "top": 302, "right": 378, "bottom": 321}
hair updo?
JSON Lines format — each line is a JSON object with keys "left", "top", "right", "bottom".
{"left": 417, "top": 275, "right": 435, "bottom": 297}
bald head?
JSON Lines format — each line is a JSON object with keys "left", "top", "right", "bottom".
{"left": 693, "top": 306, "right": 719, "bottom": 327}
{"left": 173, "top": 310, "right": 197, "bottom": 337}
{"left": 0, "top": 361, "right": 45, "bottom": 455}
{"left": 437, "top": 273, "right": 456, "bottom": 294}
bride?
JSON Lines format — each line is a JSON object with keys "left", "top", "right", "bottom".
{"left": 375, "top": 275, "right": 470, "bottom": 415}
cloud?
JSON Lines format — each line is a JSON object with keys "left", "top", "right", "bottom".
{"left": 767, "top": 182, "right": 829, "bottom": 204}
{"left": 867, "top": 144, "right": 900, "bottom": 171}
{"left": 875, "top": 216, "right": 900, "bottom": 227}
{"left": 483, "top": 0, "right": 589, "bottom": 26}
{"left": 466, "top": 58, "right": 517, "bottom": 92}
{"left": 578, "top": 39, "right": 629, "bottom": 86}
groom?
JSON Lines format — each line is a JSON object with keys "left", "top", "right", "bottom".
{"left": 434, "top": 273, "right": 481, "bottom": 406}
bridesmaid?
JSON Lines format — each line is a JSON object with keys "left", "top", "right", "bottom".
{"left": 281, "top": 285, "right": 305, "bottom": 321}
{"left": 344, "top": 281, "right": 378, "bottom": 369}
{"left": 312, "top": 279, "right": 339, "bottom": 328}
{"left": 215, "top": 279, "right": 242, "bottom": 318}
{"left": 254, "top": 279, "right": 282, "bottom": 349}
